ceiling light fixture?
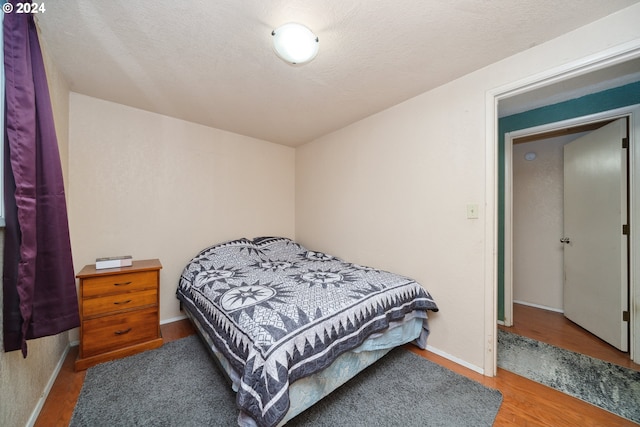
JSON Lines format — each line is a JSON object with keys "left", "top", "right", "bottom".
{"left": 271, "top": 23, "right": 319, "bottom": 65}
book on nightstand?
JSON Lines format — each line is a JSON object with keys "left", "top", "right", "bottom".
{"left": 95, "top": 255, "right": 133, "bottom": 269}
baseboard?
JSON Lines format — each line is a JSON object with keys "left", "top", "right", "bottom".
{"left": 26, "top": 342, "right": 72, "bottom": 427}
{"left": 513, "top": 300, "right": 564, "bottom": 313}
{"left": 161, "top": 314, "right": 187, "bottom": 325}
{"left": 426, "top": 345, "right": 485, "bottom": 375}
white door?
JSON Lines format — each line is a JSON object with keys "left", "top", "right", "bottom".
{"left": 563, "top": 118, "right": 628, "bottom": 352}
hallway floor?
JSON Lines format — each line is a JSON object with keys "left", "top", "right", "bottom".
{"left": 498, "top": 303, "right": 640, "bottom": 371}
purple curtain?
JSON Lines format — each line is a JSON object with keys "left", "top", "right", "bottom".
{"left": 2, "top": 5, "right": 79, "bottom": 356}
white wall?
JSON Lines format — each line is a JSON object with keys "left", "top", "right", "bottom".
{"left": 296, "top": 76, "right": 488, "bottom": 370}
{"left": 68, "top": 94, "right": 296, "bottom": 324}
{"left": 296, "top": 4, "right": 640, "bottom": 371}
{"left": 512, "top": 135, "right": 584, "bottom": 310}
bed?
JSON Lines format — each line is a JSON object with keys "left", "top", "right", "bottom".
{"left": 176, "top": 237, "right": 438, "bottom": 426}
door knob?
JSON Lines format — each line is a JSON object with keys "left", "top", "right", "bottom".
{"left": 560, "top": 237, "right": 571, "bottom": 244}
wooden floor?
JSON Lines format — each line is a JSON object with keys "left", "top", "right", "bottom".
{"left": 34, "top": 305, "right": 639, "bottom": 426}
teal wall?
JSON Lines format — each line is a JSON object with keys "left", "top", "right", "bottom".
{"left": 497, "top": 80, "right": 640, "bottom": 320}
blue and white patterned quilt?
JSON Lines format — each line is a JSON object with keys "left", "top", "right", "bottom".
{"left": 176, "top": 237, "right": 438, "bottom": 427}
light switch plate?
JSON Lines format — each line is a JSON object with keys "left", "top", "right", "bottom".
{"left": 467, "top": 204, "right": 479, "bottom": 219}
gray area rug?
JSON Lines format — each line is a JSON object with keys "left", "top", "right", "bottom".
{"left": 498, "top": 329, "right": 640, "bottom": 424}
{"left": 71, "top": 335, "right": 503, "bottom": 426}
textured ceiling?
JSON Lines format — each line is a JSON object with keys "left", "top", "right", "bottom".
{"left": 36, "top": 0, "right": 640, "bottom": 146}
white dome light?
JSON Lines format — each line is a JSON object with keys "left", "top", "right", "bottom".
{"left": 272, "top": 23, "right": 319, "bottom": 65}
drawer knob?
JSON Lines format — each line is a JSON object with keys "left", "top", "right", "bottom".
{"left": 113, "top": 299, "right": 132, "bottom": 305}
{"left": 114, "top": 328, "right": 132, "bottom": 336}
{"left": 113, "top": 281, "right": 132, "bottom": 287}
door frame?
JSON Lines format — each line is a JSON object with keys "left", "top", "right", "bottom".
{"left": 503, "top": 109, "right": 637, "bottom": 358}
{"left": 485, "top": 42, "right": 640, "bottom": 376}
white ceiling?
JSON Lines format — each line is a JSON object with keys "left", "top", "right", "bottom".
{"left": 36, "top": 0, "right": 640, "bottom": 147}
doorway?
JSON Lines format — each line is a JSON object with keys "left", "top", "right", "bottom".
{"left": 485, "top": 45, "right": 640, "bottom": 378}
{"left": 503, "top": 107, "right": 638, "bottom": 362}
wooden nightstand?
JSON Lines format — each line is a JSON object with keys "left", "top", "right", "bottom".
{"left": 75, "top": 259, "right": 163, "bottom": 371}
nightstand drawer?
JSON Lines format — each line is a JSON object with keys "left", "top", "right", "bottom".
{"left": 82, "top": 308, "right": 159, "bottom": 357}
{"left": 82, "top": 289, "right": 158, "bottom": 318}
{"left": 82, "top": 271, "right": 157, "bottom": 297}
